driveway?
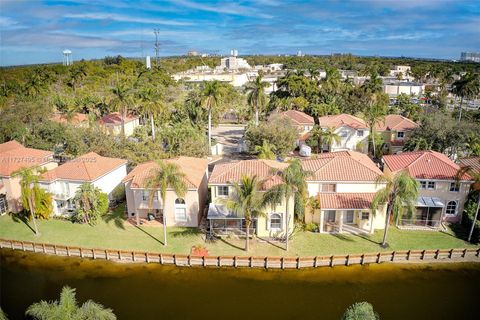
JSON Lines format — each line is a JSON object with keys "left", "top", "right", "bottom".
{"left": 212, "top": 124, "right": 246, "bottom": 154}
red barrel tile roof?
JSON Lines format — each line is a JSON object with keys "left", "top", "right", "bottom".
{"left": 274, "top": 110, "right": 314, "bottom": 125}
{"left": 0, "top": 141, "right": 54, "bottom": 176}
{"left": 319, "top": 193, "right": 376, "bottom": 209}
{"left": 99, "top": 112, "right": 139, "bottom": 125}
{"left": 375, "top": 114, "right": 418, "bottom": 131}
{"left": 318, "top": 114, "right": 368, "bottom": 129}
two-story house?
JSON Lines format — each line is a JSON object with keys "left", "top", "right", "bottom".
{"left": 39, "top": 152, "right": 127, "bottom": 216}
{"left": 98, "top": 112, "right": 140, "bottom": 137}
{"left": 123, "top": 157, "right": 209, "bottom": 227}
{"left": 383, "top": 151, "right": 472, "bottom": 228}
{"left": 0, "top": 140, "right": 57, "bottom": 214}
{"left": 208, "top": 159, "right": 294, "bottom": 239}
{"left": 317, "top": 114, "right": 369, "bottom": 153}
{"left": 375, "top": 114, "right": 418, "bottom": 154}
{"left": 270, "top": 110, "right": 315, "bottom": 146}
{"left": 302, "top": 151, "right": 387, "bottom": 234}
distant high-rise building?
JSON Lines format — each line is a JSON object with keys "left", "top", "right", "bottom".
{"left": 460, "top": 52, "right": 480, "bottom": 63}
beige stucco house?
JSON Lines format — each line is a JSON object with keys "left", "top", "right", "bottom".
{"left": 317, "top": 114, "right": 370, "bottom": 153}
{"left": 208, "top": 159, "right": 295, "bottom": 239}
{"left": 99, "top": 112, "right": 140, "bottom": 137}
{"left": 375, "top": 114, "right": 418, "bottom": 154}
{"left": 302, "top": 151, "right": 387, "bottom": 234}
{"left": 0, "top": 140, "right": 57, "bottom": 214}
{"left": 383, "top": 151, "right": 473, "bottom": 228}
{"left": 123, "top": 157, "right": 209, "bottom": 227}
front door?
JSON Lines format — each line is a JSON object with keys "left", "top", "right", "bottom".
{"left": 343, "top": 210, "right": 354, "bottom": 224}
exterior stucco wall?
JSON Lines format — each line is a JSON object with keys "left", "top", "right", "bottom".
{"left": 92, "top": 164, "right": 127, "bottom": 199}
{"left": 327, "top": 125, "right": 369, "bottom": 153}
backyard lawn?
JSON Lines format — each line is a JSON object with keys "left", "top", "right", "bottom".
{"left": 0, "top": 204, "right": 477, "bottom": 257}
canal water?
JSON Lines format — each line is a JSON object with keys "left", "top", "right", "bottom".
{"left": 1, "top": 249, "right": 479, "bottom": 320}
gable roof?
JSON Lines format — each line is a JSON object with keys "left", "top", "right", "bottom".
{"left": 123, "top": 157, "right": 209, "bottom": 189}
{"left": 459, "top": 157, "right": 480, "bottom": 174}
{"left": 275, "top": 110, "right": 314, "bottom": 125}
{"left": 375, "top": 114, "right": 418, "bottom": 132}
{"left": 0, "top": 141, "right": 54, "bottom": 177}
{"left": 40, "top": 152, "right": 127, "bottom": 182}
{"left": 209, "top": 159, "right": 289, "bottom": 190}
{"left": 301, "top": 151, "right": 382, "bottom": 182}
{"left": 383, "top": 151, "right": 472, "bottom": 181}
{"left": 318, "top": 114, "right": 368, "bottom": 130}
{"left": 99, "top": 112, "right": 139, "bottom": 125}
{"left": 51, "top": 112, "right": 89, "bottom": 125}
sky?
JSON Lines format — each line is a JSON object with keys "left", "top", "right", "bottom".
{"left": 1, "top": 0, "right": 479, "bottom": 66}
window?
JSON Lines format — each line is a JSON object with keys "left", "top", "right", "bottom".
{"left": 142, "top": 190, "right": 157, "bottom": 201}
{"left": 174, "top": 198, "right": 187, "bottom": 222}
{"left": 324, "top": 210, "right": 336, "bottom": 222}
{"left": 449, "top": 182, "right": 460, "bottom": 192}
{"left": 218, "top": 186, "right": 229, "bottom": 197}
{"left": 339, "top": 130, "right": 348, "bottom": 138}
{"left": 269, "top": 213, "right": 282, "bottom": 230}
{"left": 357, "top": 130, "right": 364, "bottom": 137}
{"left": 0, "top": 194, "right": 8, "bottom": 215}
{"left": 343, "top": 210, "right": 354, "bottom": 224}
{"left": 361, "top": 212, "right": 369, "bottom": 220}
{"left": 320, "top": 183, "right": 336, "bottom": 193}
{"left": 397, "top": 131, "right": 405, "bottom": 139}
{"left": 445, "top": 201, "right": 458, "bottom": 215}
{"left": 419, "top": 181, "right": 435, "bottom": 190}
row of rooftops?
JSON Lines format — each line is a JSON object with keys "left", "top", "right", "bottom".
{"left": 50, "top": 112, "right": 139, "bottom": 126}
{"left": 275, "top": 110, "right": 418, "bottom": 132}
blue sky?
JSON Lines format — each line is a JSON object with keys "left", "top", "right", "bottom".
{"left": 1, "top": 0, "right": 479, "bottom": 66}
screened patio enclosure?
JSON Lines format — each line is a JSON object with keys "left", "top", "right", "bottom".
{"left": 398, "top": 196, "right": 444, "bottom": 229}
{"left": 207, "top": 203, "right": 256, "bottom": 236}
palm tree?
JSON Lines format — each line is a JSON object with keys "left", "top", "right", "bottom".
{"left": 245, "top": 75, "right": 269, "bottom": 126}
{"left": 451, "top": 72, "right": 480, "bottom": 122}
{"left": 200, "top": 80, "right": 223, "bottom": 153}
{"left": 254, "top": 140, "right": 276, "bottom": 160}
{"left": 321, "top": 127, "right": 341, "bottom": 152}
{"left": 145, "top": 161, "right": 187, "bottom": 246}
{"left": 456, "top": 163, "right": 480, "bottom": 242}
{"left": 0, "top": 307, "right": 7, "bottom": 320}
{"left": 73, "top": 183, "right": 97, "bottom": 224}
{"left": 26, "top": 286, "right": 116, "bottom": 320}
{"left": 223, "top": 175, "right": 265, "bottom": 251}
{"left": 138, "top": 87, "right": 164, "bottom": 141}
{"left": 11, "top": 166, "right": 48, "bottom": 235}
{"left": 371, "top": 171, "right": 419, "bottom": 247}
{"left": 362, "top": 103, "right": 386, "bottom": 158}
{"left": 111, "top": 82, "right": 132, "bottom": 138}
{"left": 263, "top": 160, "right": 311, "bottom": 250}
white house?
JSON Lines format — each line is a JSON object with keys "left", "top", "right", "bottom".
{"left": 317, "top": 114, "right": 369, "bottom": 153}
{"left": 39, "top": 152, "right": 127, "bottom": 216}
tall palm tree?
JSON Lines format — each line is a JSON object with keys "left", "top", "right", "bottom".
{"left": 456, "top": 163, "right": 480, "bottom": 242}
{"left": 138, "top": 86, "right": 164, "bottom": 141}
{"left": 362, "top": 103, "right": 386, "bottom": 158}
{"left": 145, "top": 161, "right": 187, "bottom": 246}
{"left": 371, "top": 171, "right": 419, "bottom": 247}
{"left": 73, "top": 183, "right": 98, "bottom": 224}
{"left": 451, "top": 72, "right": 480, "bottom": 122}
{"left": 200, "top": 80, "right": 223, "bottom": 153}
{"left": 110, "top": 82, "right": 132, "bottom": 138}
{"left": 263, "top": 160, "right": 311, "bottom": 250}
{"left": 26, "top": 286, "right": 116, "bottom": 320}
{"left": 223, "top": 175, "right": 265, "bottom": 251}
{"left": 12, "top": 166, "right": 48, "bottom": 235}
{"left": 321, "top": 127, "right": 342, "bottom": 152}
{"left": 245, "top": 75, "right": 269, "bottom": 126}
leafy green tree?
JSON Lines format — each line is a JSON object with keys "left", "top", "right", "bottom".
{"left": 451, "top": 72, "right": 480, "bottom": 122}
{"left": 372, "top": 171, "right": 419, "bottom": 247}
{"left": 223, "top": 175, "right": 265, "bottom": 251}
{"left": 254, "top": 140, "right": 276, "bottom": 160}
{"left": 26, "top": 286, "right": 116, "bottom": 320}
{"left": 245, "top": 75, "right": 269, "bottom": 125}
{"left": 245, "top": 118, "right": 298, "bottom": 158}
{"left": 145, "top": 161, "right": 187, "bottom": 246}
{"left": 263, "top": 160, "right": 312, "bottom": 250}
{"left": 456, "top": 164, "right": 480, "bottom": 242}
{"left": 341, "top": 302, "right": 379, "bottom": 320}
{"left": 110, "top": 81, "right": 133, "bottom": 138}
{"left": 200, "top": 80, "right": 223, "bottom": 153}
{"left": 137, "top": 86, "right": 165, "bottom": 141}
{"left": 73, "top": 183, "right": 109, "bottom": 225}
{"left": 361, "top": 102, "right": 386, "bottom": 158}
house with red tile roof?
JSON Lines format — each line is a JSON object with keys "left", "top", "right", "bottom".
{"left": 317, "top": 114, "right": 369, "bottom": 153}
{"left": 39, "top": 152, "right": 127, "bottom": 216}
{"left": 208, "top": 159, "right": 294, "bottom": 238}
{"left": 271, "top": 110, "right": 315, "bottom": 133}
{"left": 383, "top": 151, "right": 473, "bottom": 226}
{"left": 301, "top": 151, "right": 387, "bottom": 234}
{"left": 123, "top": 157, "right": 209, "bottom": 227}
{"left": 0, "top": 141, "right": 57, "bottom": 214}
{"left": 98, "top": 112, "right": 140, "bottom": 137}
{"left": 375, "top": 114, "right": 418, "bottom": 153}
{"left": 50, "top": 112, "right": 89, "bottom": 127}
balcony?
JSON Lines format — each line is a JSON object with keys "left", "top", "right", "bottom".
{"left": 53, "top": 193, "right": 72, "bottom": 201}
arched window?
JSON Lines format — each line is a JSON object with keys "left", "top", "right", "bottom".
{"left": 270, "top": 213, "right": 282, "bottom": 230}
{"left": 174, "top": 198, "right": 187, "bottom": 222}
{"left": 445, "top": 201, "right": 458, "bottom": 215}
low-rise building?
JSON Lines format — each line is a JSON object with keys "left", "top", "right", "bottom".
{"left": 208, "top": 159, "right": 294, "bottom": 239}
{"left": 39, "top": 152, "right": 127, "bottom": 216}
{"left": 0, "top": 141, "right": 57, "bottom": 214}
{"left": 383, "top": 81, "right": 424, "bottom": 96}
{"left": 375, "top": 114, "right": 418, "bottom": 153}
{"left": 271, "top": 110, "right": 315, "bottom": 146}
{"left": 317, "top": 114, "right": 369, "bottom": 153}
{"left": 383, "top": 151, "right": 473, "bottom": 228}
{"left": 50, "top": 112, "right": 89, "bottom": 127}
{"left": 123, "top": 157, "right": 209, "bottom": 227}
{"left": 303, "top": 151, "right": 386, "bottom": 234}
{"left": 98, "top": 112, "right": 140, "bottom": 137}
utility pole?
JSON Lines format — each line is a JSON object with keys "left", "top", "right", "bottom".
{"left": 154, "top": 29, "right": 160, "bottom": 68}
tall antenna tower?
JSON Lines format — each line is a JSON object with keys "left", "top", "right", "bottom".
{"left": 154, "top": 29, "right": 160, "bottom": 68}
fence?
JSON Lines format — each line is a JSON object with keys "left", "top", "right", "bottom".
{"left": 0, "top": 238, "right": 479, "bottom": 269}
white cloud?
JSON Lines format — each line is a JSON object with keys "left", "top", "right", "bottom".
{"left": 64, "top": 13, "right": 193, "bottom": 26}
{"left": 170, "top": 0, "right": 274, "bottom": 18}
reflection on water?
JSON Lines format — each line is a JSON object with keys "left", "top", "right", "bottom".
{"left": 1, "top": 249, "right": 479, "bottom": 320}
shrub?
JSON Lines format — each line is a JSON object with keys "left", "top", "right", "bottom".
{"left": 304, "top": 222, "right": 319, "bottom": 232}
{"left": 245, "top": 118, "right": 298, "bottom": 157}
{"left": 111, "top": 184, "right": 126, "bottom": 202}
{"left": 341, "top": 302, "right": 379, "bottom": 320}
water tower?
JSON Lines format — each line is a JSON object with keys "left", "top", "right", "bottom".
{"left": 63, "top": 50, "right": 72, "bottom": 66}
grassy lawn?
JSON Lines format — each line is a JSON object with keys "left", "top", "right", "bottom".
{"left": 0, "top": 204, "right": 477, "bottom": 257}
